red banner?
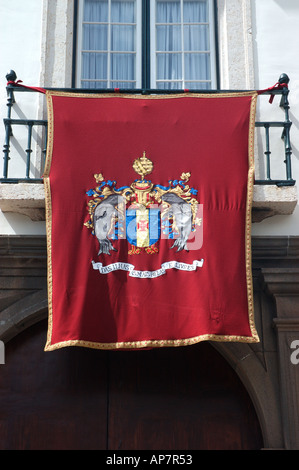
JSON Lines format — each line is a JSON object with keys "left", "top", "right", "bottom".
{"left": 43, "top": 92, "right": 259, "bottom": 351}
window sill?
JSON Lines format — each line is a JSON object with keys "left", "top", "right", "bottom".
{"left": 0, "top": 182, "right": 297, "bottom": 223}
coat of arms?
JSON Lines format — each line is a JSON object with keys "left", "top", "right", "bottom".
{"left": 84, "top": 152, "right": 201, "bottom": 257}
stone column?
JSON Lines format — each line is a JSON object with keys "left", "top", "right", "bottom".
{"left": 262, "top": 268, "right": 299, "bottom": 450}
{"left": 217, "top": 0, "right": 254, "bottom": 89}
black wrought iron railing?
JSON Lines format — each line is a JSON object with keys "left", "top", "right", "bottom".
{"left": 254, "top": 73, "right": 294, "bottom": 187}
{"left": 2, "top": 71, "right": 47, "bottom": 183}
{"left": 1, "top": 71, "right": 295, "bottom": 186}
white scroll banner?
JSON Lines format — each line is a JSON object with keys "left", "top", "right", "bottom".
{"left": 92, "top": 259, "right": 204, "bottom": 278}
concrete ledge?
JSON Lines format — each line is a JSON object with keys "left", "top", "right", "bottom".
{"left": 0, "top": 183, "right": 45, "bottom": 221}
{"left": 252, "top": 185, "right": 298, "bottom": 223}
{"left": 0, "top": 183, "right": 297, "bottom": 223}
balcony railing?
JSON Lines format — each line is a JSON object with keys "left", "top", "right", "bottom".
{"left": 1, "top": 71, "right": 296, "bottom": 187}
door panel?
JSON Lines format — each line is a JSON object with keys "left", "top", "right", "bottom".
{"left": 0, "top": 320, "right": 263, "bottom": 450}
{"left": 108, "top": 343, "right": 263, "bottom": 450}
{"left": 0, "top": 320, "right": 108, "bottom": 450}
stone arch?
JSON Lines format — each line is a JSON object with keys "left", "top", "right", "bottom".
{"left": 212, "top": 341, "right": 283, "bottom": 449}
{"left": 0, "top": 289, "right": 48, "bottom": 344}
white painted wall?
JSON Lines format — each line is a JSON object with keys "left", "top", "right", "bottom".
{"left": 0, "top": 0, "right": 298, "bottom": 235}
{"left": 0, "top": 0, "right": 45, "bottom": 234}
{"left": 251, "top": 0, "right": 299, "bottom": 235}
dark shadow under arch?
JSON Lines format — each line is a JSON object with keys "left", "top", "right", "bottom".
{"left": 0, "top": 319, "right": 264, "bottom": 450}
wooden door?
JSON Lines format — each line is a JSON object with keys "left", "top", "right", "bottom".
{"left": 0, "top": 320, "right": 263, "bottom": 450}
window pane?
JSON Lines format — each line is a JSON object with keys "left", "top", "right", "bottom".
{"left": 156, "top": 0, "right": 180, "bottom": 23}
{"left": 156, "top": 25, "right": 181, "bottom": 51}
{"left": 81, "top": 80, "right": 108, "bottom": 88}
{"left": 185, "top": 81, "right": 211, "bottom": 90}
{"left": 184, "top": 24, "right": 209, "bottom": 51}
{"left": 157, "top": 53, "right": 182, "bottom": 79}
{"left": 152, "top": 0, "right": 215, "bottom": 89}
{"left": 82, "top": 52, "right": 108, "bottom": 79}
{"left": 111, "top": 81, "right": 136, "bottom": 88}
{"left": 183, "top": 0, "right": 208, "bottom": 22}
{"left": 83, "top": 24, "right": 108, "bottom": 50}
{"left": 84, "top": 0, "right": 108, "bottom": 22}
{"left": 111, "top": 53, "right": 136, "bottom": 80}
{"left": 111, "top": 25, "right": 135, "bottom": 51}
{"left": 157, "top": 81, "right": 182, "bottom": 89}
{"left": 80, "top": 0, "right": 139, "bottom": 88}
{"left": 184, "top": 53, "right": 210, "bottom": 80}
{"left": 111, "top": 0, "right": 135, "bottom": 22}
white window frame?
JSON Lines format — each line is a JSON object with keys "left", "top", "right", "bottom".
{"left": 76, "top": 0, "right": 142, "bottom": 88}
{"left": 150, "top": 0, "right": 217, "bottom": 89}
{"left": 76, "top": 0, "right": 217, "bottom": 89}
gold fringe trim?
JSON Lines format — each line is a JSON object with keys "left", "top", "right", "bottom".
{"left": 245, "top": 92, "right": 259, "bottom": 343}
{"left": 45, "top": 332, "right": 259, "bottom": 352}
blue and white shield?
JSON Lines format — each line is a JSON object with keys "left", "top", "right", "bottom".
{"left": 126, "top": 207, "right": 161, "bottom": 247}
